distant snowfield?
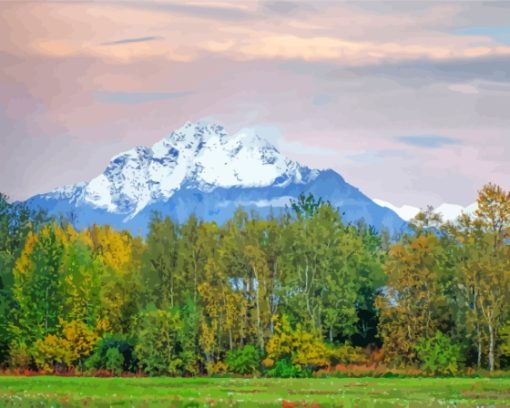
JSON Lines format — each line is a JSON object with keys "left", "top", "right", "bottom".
{"left": 373, "top": 199, "right": 478, "bottom": 222}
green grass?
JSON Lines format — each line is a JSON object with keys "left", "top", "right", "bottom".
{"left": 0, "top": 376, "right": 509, "bottom": 407}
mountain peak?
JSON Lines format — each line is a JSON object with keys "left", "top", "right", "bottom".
{"left": 49, "top": 122, "right": 315, "bottom": 218}
{"left": 32, "top": 121, "right": 407, "bottom": 236}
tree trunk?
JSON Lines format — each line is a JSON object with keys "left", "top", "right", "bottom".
{"left": 193, "top": 251, "right": 198, "bottom": 304}
{"left": 45, "top": 286, "right": 49, "bottom": 333}
{"left": 253, "top": 266, "right": 264, "bottom": 352}
{"left": 170, "top": 273, "right": 174, "bottom": 308}
{"left": 488, "top": 322, "right": 495, "bottom": 372}
{"left": 476, "top": 323, "right": 482, "bottom": 369}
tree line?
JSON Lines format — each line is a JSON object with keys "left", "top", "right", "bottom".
{"left": 0, "top": 183, "right": 508, "bottom": 376}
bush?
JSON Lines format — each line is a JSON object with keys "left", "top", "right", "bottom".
{"left": 60, "top": 320, "right": 98, "bottom": 369}
{"left": 85, "top": 335, "right": 135, "bottom": 373}
{"left": 266, "top": 314, "right": 329, "bottom": 371}
{"left": 31, "top": 335, "right": 71, "bottom": 372}
{"left": 328, "top": 344, "right": 367, "bottom": 366}
{"left": 265, "top": 358, "right": 311, "bottom": 378}
{"left": 134, "top": 308, "right": 184, "bottom": 376}
{"left": 8, "top": 343, "right": 31, "bottom": 370}
{"left": 226, "top": 345, "right": 261, "bottom": 375}
{"left": 105, "top": 348, "right": 124, "bottom": 375}
{"left": 415, "top": 331, "right": 462, "bottom": 376}
{"left": 205, "top": 361, "right": 228, "bottom": 376}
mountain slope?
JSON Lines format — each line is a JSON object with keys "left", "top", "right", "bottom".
{"left": 26, "top": 122, "right": 407, "bottom": 235}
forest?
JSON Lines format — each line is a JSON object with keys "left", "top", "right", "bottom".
{"left": 0, "top": 183, "right": 509, "bottom": 378}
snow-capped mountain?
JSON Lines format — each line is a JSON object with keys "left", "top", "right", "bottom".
{"left": 372, "top": 199, "right": 422, "bottom": 222}
{"left": 373, "top": 198, "right": 477, "bottom": 222}
{"left": 26, "top": 122, "right": 407, "bottom": 235}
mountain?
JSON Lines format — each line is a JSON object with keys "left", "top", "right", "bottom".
{"left": 372, "top": 199, "right": 421, "bottom": 222}
{"left": 373, "top": 198, "right": 477, "bottom": 222}
{"left": 26, "top": 121, "right": 407, "bottom": 235}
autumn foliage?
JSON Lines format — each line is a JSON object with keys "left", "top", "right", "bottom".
{"left": 0, "top": 183, "right": 509, "bottom": 376}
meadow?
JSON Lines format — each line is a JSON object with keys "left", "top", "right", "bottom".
{"left": 0, "top": 376, "right": 509, "bottom": 407}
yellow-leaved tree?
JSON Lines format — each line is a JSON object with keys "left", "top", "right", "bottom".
{"left": 265, "top": 314, "right": 328, "bottom": 369}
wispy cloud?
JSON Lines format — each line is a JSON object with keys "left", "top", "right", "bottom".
{"left": 351, "top": 55, "right": 510, "bottom": 86}
{"left": 101, "top": 36, "right": 163, "bottom": 46}
{"left": 123, "top": 2, "right": 255, "bottom": 21}
{"left": 397, "top": 135, "right": 462, "bottom": 148}
{"left": 95, "top": 91, "right": 191, "bottom": 104}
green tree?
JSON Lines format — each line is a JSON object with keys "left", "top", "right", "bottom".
{"left": 143, "top": 214, "right": 181, "bottom": 309}
{"left": 415, "top": 331, "right": 462, "bottom": 376}
{"left": 226, "top": 345, "right": 261, "bottom": 375}
{"left": 87, "top": 225, "right": 143, "bottom": 334}
{"left": 10, "top": 224, "right": 67, "bottom": 344}
{"left": 105, "top": 348, "right": 124, "bottom": 375}
{"left": 474, "top": 183, "right": 510, "bottom": 371}
{"left": 134, "top": 307, "right": 184, "bottom": 376}
{"left": 0, "top": 194, "right": 47, "bottom": 363}
{"left": 376, "top": 233, "right": 446, "bottom": 367}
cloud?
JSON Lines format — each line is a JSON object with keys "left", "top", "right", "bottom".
{"left": 1, "top": 0, "right": 510, "bottom": 208}
{"left": 261, "top": 1, "right": 314, "bottom": 16}
{"left": 455, "top": 26, "right": 510, "bottom": 45}
{"left": 234, "top": 34, "right": 510, "bottom": 63}
{"left": 446, "top": 79, "right": 510, "bottom": 94}
{"left": 123, "top": 1, "right": 255, "bottom": 21}
{"left": 397, "top": 135, "right": 462, "bottom": 148}
{"left": 351, "top": 55, "right": 510, "bottom": 86}
{"left": 448, "top": 83, "right": 479, "bottom": 94}
{"left": 95, "top": 91, "right": 191, "bottom": 105}
{"left": 101, "top": 36, "right": 163, "bottom": 46}
{"left": 252, "top": 124, "right": 335, "bottom": 157}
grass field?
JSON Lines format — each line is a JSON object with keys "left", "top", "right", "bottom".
{"left": 0, "top": 376, "right": 509, "bottom": 407}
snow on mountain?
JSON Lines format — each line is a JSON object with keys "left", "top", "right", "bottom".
{"left": 47, "top": 122, "right": 309, "bottom": 219}
{"left": 372, "top": 199, "right": 421, "bottom": 221}
{"left": 374, "top": 198, "right": 477, "bottom": 222}
{"left": 435, "top": 202, "right": 478, "bottom": 221}
{"left": 27, "top": 121, "right": 407, "bottom": 235}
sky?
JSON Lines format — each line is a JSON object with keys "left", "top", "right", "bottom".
{"left": 1, "top": 0, "right": 509, "bottom": 207}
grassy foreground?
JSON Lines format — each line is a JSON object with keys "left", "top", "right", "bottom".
{"left": 0, "top": 376, "right": 509, "bottom": 407}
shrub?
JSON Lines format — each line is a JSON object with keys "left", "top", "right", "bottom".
{"left": 105, "top": 348, "right": 124, "bottom": 375}
{"left": 8, "top": 343, "right": 31, "bottom": 370}
{"left": 328, "top": 344, "right": 367, "bottom": 366}
{"left": 206, "top": 361, "right": 228, "bottom": 376}
{"left": 31, "top": 335, "right": 71, "bottom": 372}
{"left": 415, "top": 331, "right": 462, "bottom": 376}
{"left": 85, "top": 334, "right": 135, "bottom": 373}
{"left": 61, "top": 320, "right": 98, "bottom": 370}
{"left": 134, "top": 308, "right": 184, "bottom": 376}
{"left": 265, "top": 358, "right": 311, "bottom": 378}
{"left": 226, "top": 345, "right": 261, "bottom": 375}
{"left": 266, "top": 314, "right": 329, "bottom": 371}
